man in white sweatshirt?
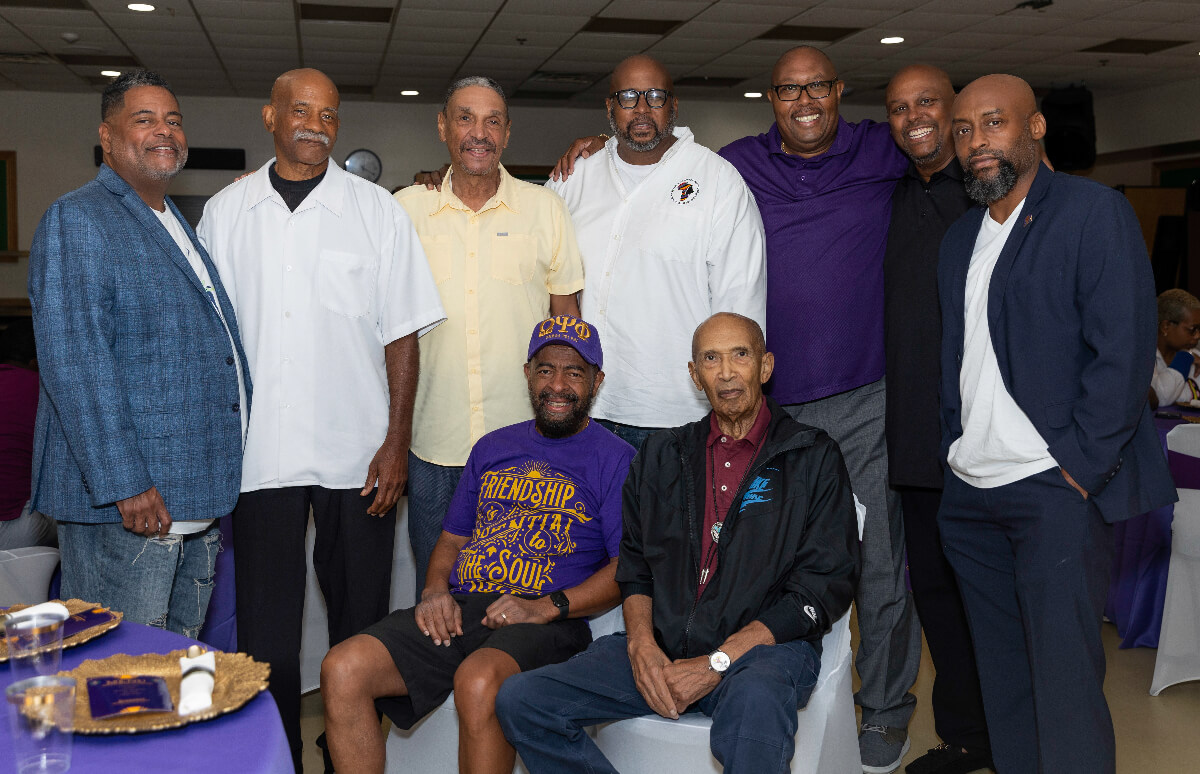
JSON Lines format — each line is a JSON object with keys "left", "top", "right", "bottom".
{"left": 546, "top": 55, "right": 767, "bottom": 450}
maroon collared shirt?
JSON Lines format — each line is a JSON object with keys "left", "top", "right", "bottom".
{"left": 698, "top": 399, "right": 770, "bottom": 598}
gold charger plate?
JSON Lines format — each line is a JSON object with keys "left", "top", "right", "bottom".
{"left": 0, "top": 599, "right": 122, "bottom": 662}
{"left": 60, "top": 649, "right": 270, "bottom": 734}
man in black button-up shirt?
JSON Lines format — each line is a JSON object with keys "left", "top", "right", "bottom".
{"left": 881, "top": 65, "right": 992, "bottom": 774}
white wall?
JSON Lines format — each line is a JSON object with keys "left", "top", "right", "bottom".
{"left": 0, "top": 88, "right": 878, "bottom": 300}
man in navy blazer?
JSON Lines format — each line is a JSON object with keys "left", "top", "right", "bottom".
{"left": 937, "top": 74, "right": 1174, "bottom": 774}
{"left": 27, "top": 71, "right": 250, "bottom": 637}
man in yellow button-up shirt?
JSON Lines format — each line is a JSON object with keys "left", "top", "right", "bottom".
{"left": 395, "top": 76, "right": 584, "bottom": 591}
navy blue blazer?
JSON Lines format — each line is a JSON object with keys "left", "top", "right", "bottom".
{"left": 27, "top": 165, "right": 252, "bottom": 524}
{"left": 937, "top": 163, "right": 1175, "bottom": 523}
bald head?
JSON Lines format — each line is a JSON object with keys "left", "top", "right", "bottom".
{"left": 886, "top": 65, "right": 953, "bottom": 104}
{"left": 689, "top": 313, "right": 773, "bottom": 425}
{"left": 264, "top": 68, "right": 340, "bottom": 180}
{"left": 610, "top": 55, "right": 673, "bottom": 93}
{"left": 772, "top": 46, "right": 834, "bottom": 85}
{"left": 691, "top": 312, "right": 765, "bottom": 361}
{"left": 953, "top": 73, "right": 1045, "bottom": 209}
{"left": 885, "top": 64, "right": 956, "bottom": 172}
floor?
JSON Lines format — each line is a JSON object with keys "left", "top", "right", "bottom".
{"left": 298, "top": 617, "right": 1200, "bottom": 773}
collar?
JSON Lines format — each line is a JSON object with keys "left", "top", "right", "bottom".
{"left": 605, "top": 125, "right": 696, "bottom": 166}
{"left": 431, "top": 163, "right": 519, "bottom": 216}
{"left": 245, "top": 157, "right": 347, "bottom": 216}
{"left": 767, "top": 116, "right": 853, "bottom": 161}
{"left": 706, "top": 396, "right": 771, "bottom": 448}
{"left": 904, "top": 155, "right": 963, "bottom": 183}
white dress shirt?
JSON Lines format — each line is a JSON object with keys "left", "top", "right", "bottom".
{"left": 198, "top": 159, "right": 446, "bottom": 492}
{"left": 948, "top": 200, "right": 1058, "bottom": 488}
{"left": 547, "top": 127, "right": 767, "bottom": 428}
{"left": 1152, "top": 348, "right": 1200, "bottom": 406}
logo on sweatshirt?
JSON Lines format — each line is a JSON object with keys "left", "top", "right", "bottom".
{"left": 671, "top": 178, "right": 699, "bottom": 205}
{"left": 739, "top": 469, "right": 776, "bottom": 512}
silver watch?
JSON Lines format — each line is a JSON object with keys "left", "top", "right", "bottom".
{"left": 708, "top": 649, "right": 731, "bottom": 674}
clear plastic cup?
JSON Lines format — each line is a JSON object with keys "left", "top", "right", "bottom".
{"left": 2, "top": 613, "right": 68, "bottom": 685}
{"left": 6, "top": 675, "right": 75, "bottom": 774}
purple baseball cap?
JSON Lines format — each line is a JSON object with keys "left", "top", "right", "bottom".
{"left": 527, "top": 316, "right": 603, "bottom": 370}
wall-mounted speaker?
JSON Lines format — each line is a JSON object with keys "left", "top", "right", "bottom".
{"left": 1041, "top": 85, "right": 1096, "bottom": 172}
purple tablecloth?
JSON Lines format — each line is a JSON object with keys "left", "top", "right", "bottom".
{"left": 198, "top": 513, "right": 237, "bottom": 653}
{"left": 1104, "top": 412, "right": 1195, "bottom": 649}
{"left": 1, "top": 617, "right": 291, "bottom": 774}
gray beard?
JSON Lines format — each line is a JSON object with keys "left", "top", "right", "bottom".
{"left": 964, "top": 155, "right": 1019, "bottom": 205}
{"left": 608, "top": 103, "right": 677, "bottom": 153}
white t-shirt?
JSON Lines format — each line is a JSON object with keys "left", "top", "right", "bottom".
{"left": 611, "top": 151, "right": 657, "bottom": 192}
{"left": 153, "top": 205, "right": 246, "bottom": 534}
{"left": 547, "top": 127, "right": 767, "bottom": 428}
{"left": 948, "top": 199, "right": 1058, "bottom": 488}
{"left": 198, "top": 159, "right": 446, "bottom": 492}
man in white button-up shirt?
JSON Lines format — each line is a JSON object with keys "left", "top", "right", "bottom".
{"left": 547, "top": 56, "right": 767, "bottom": 449}
{"left": 197, "top": 68, "right": 445, "bottom": 771}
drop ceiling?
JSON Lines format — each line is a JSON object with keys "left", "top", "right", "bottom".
{"left": 0, "top": 0, "right": 1196, "bottom": 105}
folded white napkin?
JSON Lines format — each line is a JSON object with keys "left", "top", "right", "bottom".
{"left": 178, "top": 650, "right": 216, "bottom": 715}
{"left": 4, "top": 601, "right": 69, "bottom": 624}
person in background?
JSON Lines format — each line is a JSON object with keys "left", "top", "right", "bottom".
{"left": 0, "top": 318, "right": 55, "bottom": 550}
{"left": 1151, "top": 288, "right": 1200, "bottom": 408}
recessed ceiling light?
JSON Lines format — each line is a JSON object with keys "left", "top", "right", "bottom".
{"left": 127, "top": 3, "right": 155, "bottom": 11}
{"left": 400, "top": 90, "right": 419, "bottom": 96}
{"left": 881, "top": 36, "right": 905, "bottom": 44}
{"left": 100, "top": 70, "right": 120, "bottom": 77}
{"left": 743, "top": 92, "right": 762, "bottom": 98}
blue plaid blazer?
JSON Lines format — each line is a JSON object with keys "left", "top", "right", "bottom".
{"left": 27, "top": 164, "right": 251, "bottom": 524}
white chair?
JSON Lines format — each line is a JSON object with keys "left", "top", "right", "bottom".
{"left": 0, "top": 547, "right": 61, "bottom": 607}
{"left": 1151, "top": 425, "right": 1200, "bottom": 695}
{"left": 299, "top": 500, "right": 416, "bottom": 693}
{"left": 385, "top": 498, "right": 866, "bottom": 774}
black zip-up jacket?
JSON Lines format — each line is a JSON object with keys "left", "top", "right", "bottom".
{"left": 616, "top": 398, "right": 860, "bottom": 661}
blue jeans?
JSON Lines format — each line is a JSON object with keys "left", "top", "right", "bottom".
{"left": 594, "top": 419, "right": 660, "bottom": 452}
{"left": 57, "top": 520, "right": 221, "bottom": 639}
{"left": 406, "top": 452, "right": 465, "bottom": 593}
{"left": 496, "top": 633, "right": 820, "bottom": 774}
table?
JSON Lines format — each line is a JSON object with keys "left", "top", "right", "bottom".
{"left": 1, "top": 618, "right": 292, "bottom": 774}
{"left": 1104, "top": 409, "right": 1196, "bottom": 649}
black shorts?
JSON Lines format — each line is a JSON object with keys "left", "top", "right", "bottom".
{"left": 361, "top": 592, "right": 592, "bottom": 729}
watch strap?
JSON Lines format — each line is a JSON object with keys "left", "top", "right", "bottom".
{"left": 549, "top": 591, "right": 570, "bottom": 620}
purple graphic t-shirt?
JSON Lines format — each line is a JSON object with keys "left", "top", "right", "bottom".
{"left": 445, "top": 419, "right": 635, "bottom": 596}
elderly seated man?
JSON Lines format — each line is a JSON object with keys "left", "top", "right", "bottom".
{"left": 320, "top": 316, "right": 635, "bottom": 774}
{"left": 1152, "top": 288, "right": 1200, "bottom": 408}
{"left": 496, "top": 312, "right": 861, "bottom": 774}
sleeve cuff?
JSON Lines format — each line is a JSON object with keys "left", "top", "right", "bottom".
{"left": 618, "top": 581, "right": 654, "bottom": 600}
{"left": 755, "top": 598, "right": 817, "bottom": 644}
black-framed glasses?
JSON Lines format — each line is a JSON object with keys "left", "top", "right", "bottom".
{"left": 609, "top": 88, "right": 672, "bottom": 109}
{"left": 771, "top": 79, "right": 839, "bottom": 101}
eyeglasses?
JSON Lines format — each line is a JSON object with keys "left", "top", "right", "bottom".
{"left": 1174, "top": 320, "right": 1200, "bottom": 335}
{"left": 609, "top": 88, "right": 672, "bottom": 109}
{"left": 771, "top": 79, "right": 839, "bottom": 101}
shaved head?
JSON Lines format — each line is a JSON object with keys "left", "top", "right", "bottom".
{"left": 886, "top": 64, "right": 953, "bottom": 104}
{"left": 610, "top": 54, "right": 673, "bottom": 93}
{"left": 885, "top": 64, "right": 956, "bottom": 172}
{"left": 953, "top": 73, "right": 1046, "bottom": 211}
{"left": 772, "top": 46, "right": 835, "bottom": 85}
{"left": 270, "top": 68, "right": 339, "bottom": 107}
{"left": 956, "top": 73, "right": 1037, "bottom": 119}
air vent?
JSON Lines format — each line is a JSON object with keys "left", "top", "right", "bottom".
{"left": 0, "top": 0, "right": 86, "bottom": 8}
{"left": 0, "top": 52, "right": 57, "bottom": 64}
{"left": 58, "top": 54, "right": 141, "bottom": 67}
{"left": 757, "top": 25, "right": 861, "bottom": 42}
{"left": 581, "top": 18, "right": 681, "bottom": 36}
{"left": 529, "top": 71, "right": 601, "bottom": 86}
{"left": 1080, "top": 38, "right": 1189, "bottom": 55}
{"left": 299, "top": 3, "right": 393, "bottom": 23}
{"left": 675, "top": 76, "right": 746, "bottom": 88}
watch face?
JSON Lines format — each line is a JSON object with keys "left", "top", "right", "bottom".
{"left": 345, "top": 149, "right": 382, "bottom": 182}
{"left": 709, "top": 650, "right": 731, "bottom": 673}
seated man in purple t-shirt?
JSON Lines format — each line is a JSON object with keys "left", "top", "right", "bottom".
{"left": 321, "top": 315, "right": 635, "bottom": 774}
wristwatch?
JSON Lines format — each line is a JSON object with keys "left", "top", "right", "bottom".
{"left": 549, "top": 591, "right": 570, "bottom": 620}
{"left": 708, "top": 649, "right": 731, "bottom": 674}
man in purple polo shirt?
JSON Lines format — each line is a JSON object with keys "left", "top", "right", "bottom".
{"left": 718, "top": 46, "right": 920, "bottom": 774}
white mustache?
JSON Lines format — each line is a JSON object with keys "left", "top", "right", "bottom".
{"left": 293, "top": 130, "right": 330, "bottom": 145}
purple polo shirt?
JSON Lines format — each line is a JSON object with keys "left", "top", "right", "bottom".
{"left": 719, "top": 119, "right": 907, "bottom": 404}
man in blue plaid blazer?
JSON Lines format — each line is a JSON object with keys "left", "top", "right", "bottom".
{"left": 26, "top": 71, "right": 250, "bottom": 637}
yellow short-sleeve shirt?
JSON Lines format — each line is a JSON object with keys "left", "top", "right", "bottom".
{"left": 395, "top": 165, "right": 586, "bottom": 466}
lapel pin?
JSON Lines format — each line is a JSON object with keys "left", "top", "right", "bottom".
{"left": 1024, "top": 214, "right": 1033, "bottom": 227}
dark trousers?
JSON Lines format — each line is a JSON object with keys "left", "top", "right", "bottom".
{"left": 497, "top": 633, "right": 820, "bottom": 774}
{"left": 899, "top": 486, "right": 990, "bottom": 754}
{"left": 233, "top": 486, "right": 396, "bottom": 772}
{"left": 938, "top": 468, "right": 1114, "bottom": 774}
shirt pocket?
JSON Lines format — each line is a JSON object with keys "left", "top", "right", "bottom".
{"left": 317, "top": 249, "right": 372, "bottom": 318}
{"left": 420, "top": 235, "right": 453, "bottom": 285}
{"left": 490, "top": 233, "right": 536, "bottom": 285}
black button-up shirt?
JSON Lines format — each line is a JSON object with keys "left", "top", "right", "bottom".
{"left": 883, "top": 157, "right": 974, "bottom": 489}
